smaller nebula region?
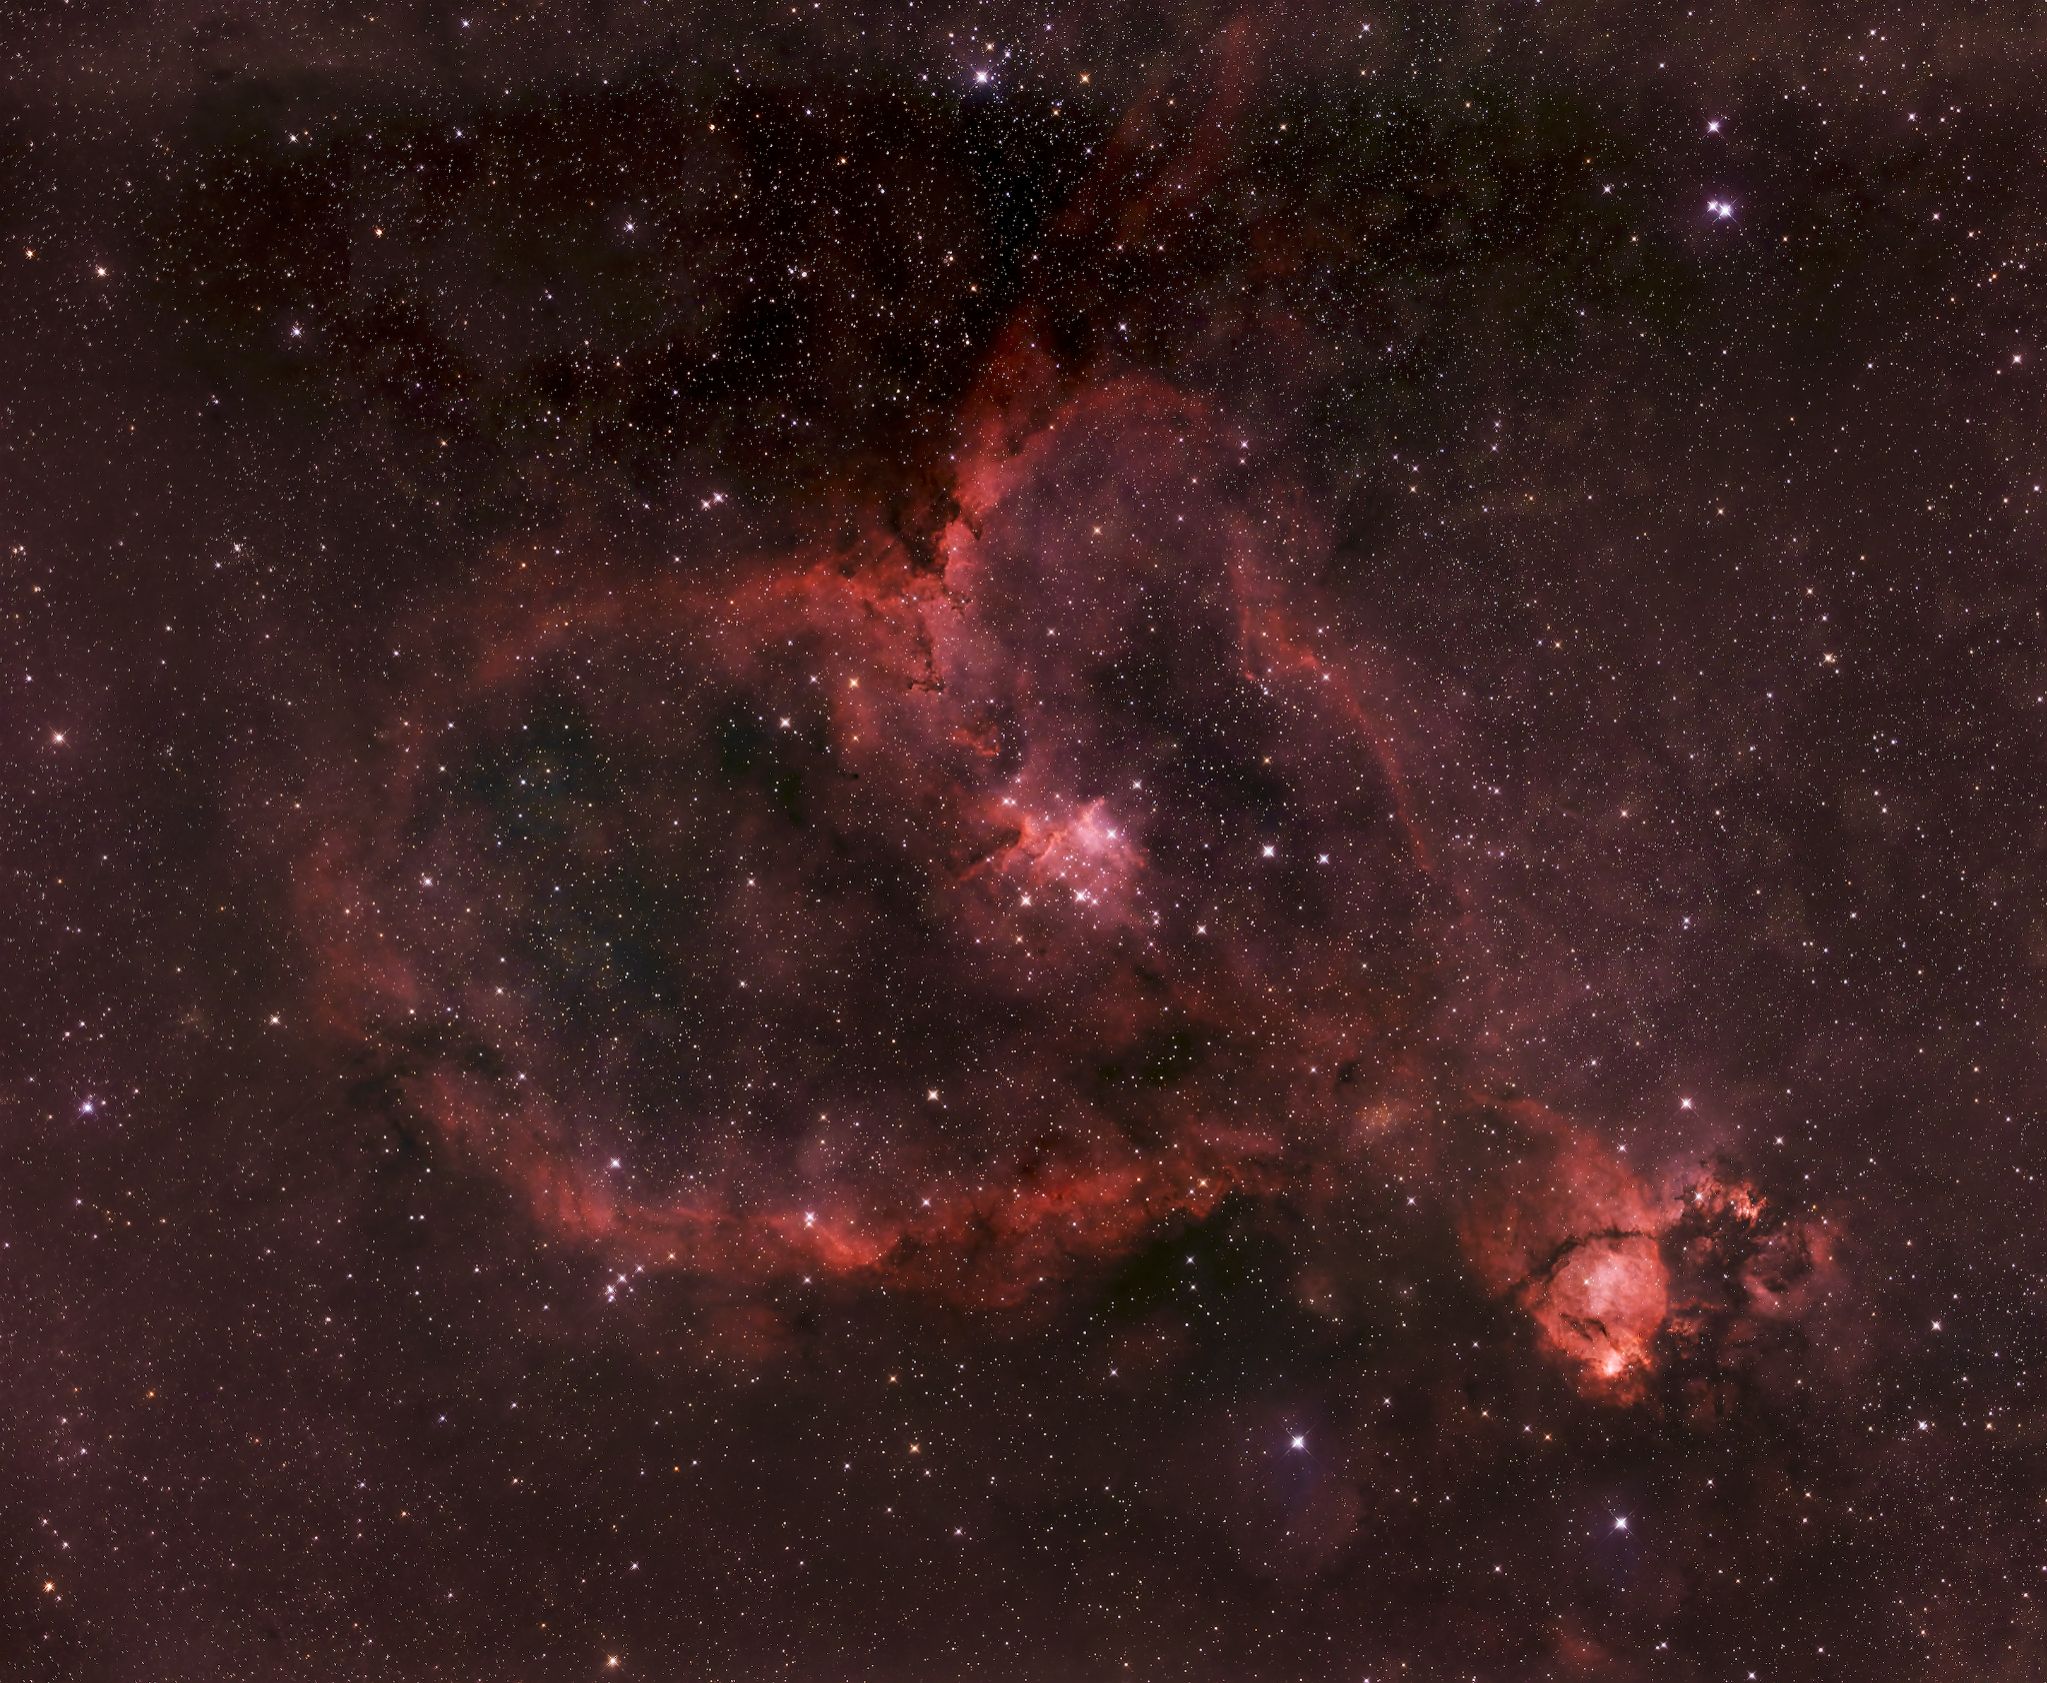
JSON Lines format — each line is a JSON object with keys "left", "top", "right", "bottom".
{"left": 2, "top": 6, "right": 2044, "bottom": 1682}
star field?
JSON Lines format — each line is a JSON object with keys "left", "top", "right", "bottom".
{"left": 3, "top": 3, "right": 2046, "bottom": 1680}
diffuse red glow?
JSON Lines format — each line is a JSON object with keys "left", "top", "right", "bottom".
{"left": 289, "top": 345, "right": 1827, "bottom": 1396}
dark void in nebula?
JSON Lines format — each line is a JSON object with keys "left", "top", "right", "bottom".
{"left": 6, "top": 4, "right": 2045, "bottom": 1681}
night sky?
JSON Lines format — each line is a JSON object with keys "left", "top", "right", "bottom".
{"left": 5, "top": 3, "right": 2046, "bottom": 1680}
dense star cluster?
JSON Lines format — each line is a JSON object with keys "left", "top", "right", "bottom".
{"left": 4, "top": 3, "right": 2045, "bottom": 1680}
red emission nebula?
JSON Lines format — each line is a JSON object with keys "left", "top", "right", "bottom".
{"left": 290, "top": 328, "right": 1826, "bottom": 1404}
{"left": 22, "top": 6, "right": 2047, "bottom": 1672}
